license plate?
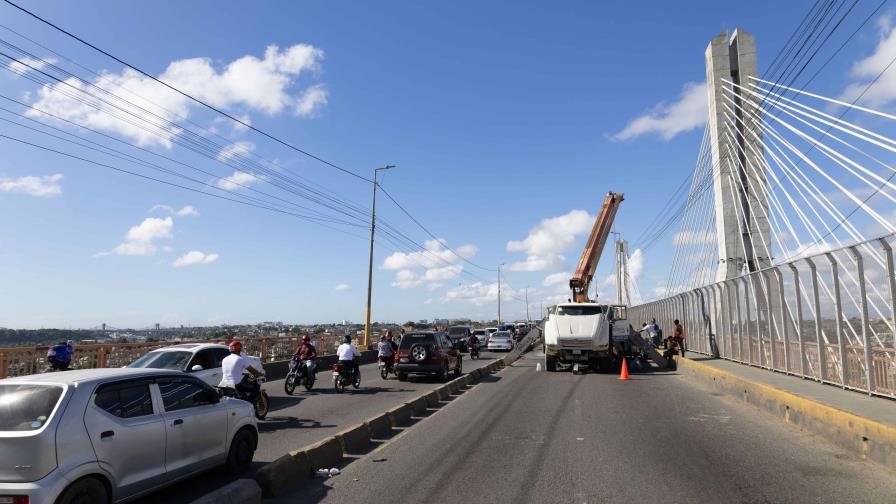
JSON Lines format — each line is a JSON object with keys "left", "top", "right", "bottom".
{"left": 400, "top": 358, "right": 409, "bottom": 363}
{"left": 572, "top": 349, "right": 582, "bottom": 355}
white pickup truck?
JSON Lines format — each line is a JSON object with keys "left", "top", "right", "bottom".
{"left": 543, "top": 303, "right": 630, "bottom": 372}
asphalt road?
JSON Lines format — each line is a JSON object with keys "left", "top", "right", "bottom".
{"left": 132, "top": 350, "right": 510, "bottom": 504}
{"left": 290, "top": 351, "right": 896, "bottom": 504}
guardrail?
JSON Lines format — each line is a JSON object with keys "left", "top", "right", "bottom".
{"left": 0, "top": 333, "right": 371, "bottom": 379}
{"left": 629, "top": 232, "right": 896, "bottom": 398}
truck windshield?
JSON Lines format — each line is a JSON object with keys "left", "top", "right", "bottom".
{"left": 557, "top": 305, "right": 606, "bottom": 316}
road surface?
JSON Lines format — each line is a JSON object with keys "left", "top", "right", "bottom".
{"left": 133, "top": 350, "right": 509, "bottom": 503}
{"left": 286, "top": 351, "right": 896, "bottom": 503}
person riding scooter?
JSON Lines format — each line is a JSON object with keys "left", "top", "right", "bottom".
{"left": 47, "top": 340, "right": 74, "bottom": 371}
{"left": 337, "top": 334, "right": 361, "bottom": 383}
{"left": 469, "top": 332, "right": 481, "bottom": 355}
{"left": 378, "top": 331, "right": 398, "bottom": 372}
{"left": 219, "top": 340, "right": 264, "bottom": 404}
{"left": 293, "top": 334, "right": 318, "bottom": 378}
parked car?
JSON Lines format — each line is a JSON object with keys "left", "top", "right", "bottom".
{"left": 485, "top": 327, "right": 498, "bottom": 337}
{"left": 447, "top": 326, "right": 472, "bottom": 352}
{"left": 395, "top": 331, "right": 462, "bottom": 382}
{"left": 127, "top": 343, "right": 265, "bottom": 387}
{"left": 0, "top": 368, "right": 258, "bottom": 504}
{"left": 515, "top": 323, "right": 531, "bottom": 336}
{"left": 488, "top": 331, "right": 514, "bottom": 351}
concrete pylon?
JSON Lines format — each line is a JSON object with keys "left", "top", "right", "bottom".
{"left": 705, "top": 29, "right": 771, "bottom": 282}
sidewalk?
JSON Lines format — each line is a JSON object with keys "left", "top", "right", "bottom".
{"left": 676, "top": 354, "right": 896, "bottom": 471}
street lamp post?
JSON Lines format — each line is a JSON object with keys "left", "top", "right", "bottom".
{"left": 364, "top": 165, "right": 395, "bottom": 348}
{"left": 497, "top": 263, "right": 504, "bottom": 325}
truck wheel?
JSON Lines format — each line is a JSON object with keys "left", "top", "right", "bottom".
{"left": 545, "top": 356, "right": 557, "bottom": 372}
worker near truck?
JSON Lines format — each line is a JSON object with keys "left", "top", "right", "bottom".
{"left": 673, "top": 319, "right": 685, "bottom": 357}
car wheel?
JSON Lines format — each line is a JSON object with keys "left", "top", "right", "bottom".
{"left": 397, "top": 372, "right": 408, "bottom": 381}
{"left": 410, "top": 344, "right": 428, "bottom": 362}
{"left": 454, "top": 357, "right": 462, "bottom": 377}
{"left": 284, "top": 375, "right": 296, "bottom": 395}
{"left": 226, "top": 428, "right": 256, "bottom": 474}
{"left": 56, "top": 477, "right": 109, "bottom": 504}
{"left": 440, "top": 362, "right": 449, "bottom": 382}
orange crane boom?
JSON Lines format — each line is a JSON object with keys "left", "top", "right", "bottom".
{"left": 569, "top": 191, "right": 624, "bottom": 302}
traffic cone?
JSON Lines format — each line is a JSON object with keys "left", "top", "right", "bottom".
{"left": 618, "top": 357, "right": 630, "bottom": 381}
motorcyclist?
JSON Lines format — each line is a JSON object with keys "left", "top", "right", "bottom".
{"left": 469, "top": 332, "right": 481, "bottom": 354}
{"left": 337, "top": 334, "right": 362, "bottom": 383}
{"left": 378, "top": 331, "right": 398, "bottom": 367}
{"left": 47, "top": 340, "right": 74, "bottom": 371}
{"left": 219, "top": 340, "right": 263, "bottom": 404}
{"left": 293, "top": 334, "right": 318, "bottom": 377}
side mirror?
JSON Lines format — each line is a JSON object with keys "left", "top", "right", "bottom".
{"left": 202, "top": 389, "right": 220, "bottom": 403}
{"left": 191, "top": 364, "right": 204, "bottom": 372}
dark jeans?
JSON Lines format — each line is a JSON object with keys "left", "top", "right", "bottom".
{"left": 236, "top": 377, "right": 260, "bottom": 404}
{"left": 339, "top": 359, "right": 359, "bottom": 381}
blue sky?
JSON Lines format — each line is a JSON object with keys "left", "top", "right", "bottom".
{"left": 1, "top": 0, "right": 893, "bottom": 328}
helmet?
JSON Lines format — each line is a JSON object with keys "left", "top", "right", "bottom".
{"left": 385, "top": 332, "right": 393, "bottom": 340}
{"left": 344, "top": 334, "right": 352, "bottom": 343}
{"left": 228, "top": 340, "right": 242, "bottom": 353}
{"left": 302, "top": 334, "right": 310, "bottom": 343}
{"left": 67, "top": 340, "right": 74, "bottom": 346}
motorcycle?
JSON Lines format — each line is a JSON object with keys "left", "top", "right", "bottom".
{"left": 218, "top": 374, "right": 270, "bottom": 420}
{"left": 284, "top": 357, "right": 316, "bottom": 395}
{"left": 469, "top": 342, "right": 480, "bottom": 360}
{"left": 332, "top": 360, "right": 360, "bottom": 393}
{"left": 379, "top": 354, "right": 397, "bottom": 379}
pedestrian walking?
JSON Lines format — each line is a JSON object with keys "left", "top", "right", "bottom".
{"left": 673, "top": 319, "right": 685, "bottom": 357}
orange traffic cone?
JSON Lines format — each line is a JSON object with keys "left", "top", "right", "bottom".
{"left": 618, "top": 357, "right": 630, "bottom": 381}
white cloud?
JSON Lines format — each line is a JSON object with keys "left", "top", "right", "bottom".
{"left": 612, "top": 81, "right": 707, "bottom": 141}
{"left": 391, "top": 269, "right": 423, "bottom": 289}
{"left": 176, "top": 205, "right": 200, "bottom": 217}
{"left": 426, "top": 282, "right": 444, "bottom": 291}
{"left": 628, "top": 248, "right": 644, "bottom": 280}
{"left": 424, "top": 264, "right": 463, "bottom": 281}
{"left": 335, "top": 283, "right": 350, "bottom": 291}
{"left": 506, "top": 210, "right": 594, "bottom": 272}
{"left": 0, "top": 173, "right": 63, "bottom": 196}
{"left": 295, "top": 84, "right": 328, "bottom": 117}
{"left": 171, "top": 250, "right": 219, "bottom": 267}
{"left": 99, "top": 216, "right": 173, "bottom": 256}
{"left": 217, "top": 141, "right": 255, "bottom": 162}
{"left": 424, "top": 298, "right": 434, "bottom": 305}
{"left": 27, "top": 44, "right": 326, "bottom": 148}
{"left": 840, "top": 16, "right": 896, "bottom": 107}
{"left": 7, "top": 56, "right": 56, "bottom": 77}
{"left": 543, "top": 272, "right": 571, "bottom": 287}
{"left": 216, "top": 170, "right": 265, "bottom": 190}
{"left": 149, "top": 204, "right": 174, "bottom": 214}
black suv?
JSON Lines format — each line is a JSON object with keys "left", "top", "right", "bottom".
{"left": 446, "top": 326, "right": 472, "bottom": 352}
{"left": 395, "top": 331, "right": 462, "bottom": 381}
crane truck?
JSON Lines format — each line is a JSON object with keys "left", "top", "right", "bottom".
{"left": 543, "top": 192, "right": 631, "bottom": 373}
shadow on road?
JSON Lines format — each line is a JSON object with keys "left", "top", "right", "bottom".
{"left": 258, "top": 417, "right": 337, "bottom": 433}
{"left": 267, "top": 395, "right": 304, "bottom": 412}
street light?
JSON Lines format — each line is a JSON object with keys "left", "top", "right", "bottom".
{"left": 497, "top": 263, "right": 504, "bottom": 325}
{"left": 363, "top": 165, "right": 395, "bottom": 348}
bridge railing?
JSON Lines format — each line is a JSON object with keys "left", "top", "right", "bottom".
{"left": 0, "top": 333, "right": 366, "bottom": 379}
{"left": 629, "top": 233, "right": 896, "bottom": 398}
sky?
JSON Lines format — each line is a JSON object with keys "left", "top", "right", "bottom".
{"left": 2, "top": 0, "right": 895, "bottom": 329}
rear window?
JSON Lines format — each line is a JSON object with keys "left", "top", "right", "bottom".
{"left": 493, "top": 332, "right": 512, "bottom": 338}
{"left": 447, "top": 327, "right": 469, "bottom": 336}
{"left": 557, "top": 305, "right": 606, "bottom": 316}
{"left": 399, "top": 333, "right": 435, "bottom": 348}
{"left": 472, "top": 330, "right": 486, "bottom": 336}
{"left": 0, "top": 384, "right": 64, "bottom": 431}
{"left": 127, "top": 350, "right": 192, "bottom": 371}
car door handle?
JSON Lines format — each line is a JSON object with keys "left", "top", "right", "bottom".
{"left": 172, "top": 419, "right": 183, "bottom": 426}
{"left": 100, "top": 430, "right": 114, "bottom": 439}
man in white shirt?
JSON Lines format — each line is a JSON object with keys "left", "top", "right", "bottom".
{"left": 337, "top": 334, "right": 362, "bottom": 384}
{"left": 219, "top": 340, "right": 264, "bottom": 403}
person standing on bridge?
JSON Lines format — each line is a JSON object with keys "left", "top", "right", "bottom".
{"left": 673, "top": 319, "right": 685, "bottom": 357}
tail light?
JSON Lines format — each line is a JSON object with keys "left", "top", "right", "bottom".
{"left": 0, "top": 497, "right": 29, "bottom": 504}
{"left": 331, "top": 364, "right": 343, "bottom": 372}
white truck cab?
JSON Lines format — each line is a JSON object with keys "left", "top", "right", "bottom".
{"left": 543, "top": 303, "right": 629, "bottom": 372}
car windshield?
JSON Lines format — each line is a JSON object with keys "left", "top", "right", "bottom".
{"left": 472, "top": 330, "right": 486, "bottom": 336}
{"left": 493, "top": 332, "right": 512, "bottom": 338}
{"left": 127, "top": 350, "right": 192, "bottom": 370}
{"left": 0, "top": 384, "right": 64, "bottom": 431}
{"left": 447, "top": 327, "right": 468, "bottom": 336}
{"left": 557, "top": 305, "right": 606, "bottom": 316}
{"left": 399, "top": 333, "right": 435, "bottom": 348}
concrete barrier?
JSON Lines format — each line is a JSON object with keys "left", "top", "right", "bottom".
{"left": 423, "top": 389, "right": 441, "bottom": 408}
{"left": 190, "top": 478, "right": 261, "bottom": 504}
{"left": 436, "top": 385, "right": 451, "bottom": 401}
{"left": 470, "top": 368, "right": 482, "bottom": 380}
{"left": 676, "top": 356, "right": 896, "bottom": 471}
{"left": 387, "top": 403, "right": 413, "bottom": 427}
{"left": 336, "top": 423, "right": 372, "bottom": 454}
{"left": 366, "top": 412, "right": 393, "bottom": 439}
{"left": 254, "top": 451, "right": 310, "bottom": 497}
{"left": 446, "top": 378, "right": 461, "bottom": 393}
{"left": 304, "top": 437, "right": 343, "bottom": 470}
{"left": 407, "top": 395, "right": 428, "bottom": 417}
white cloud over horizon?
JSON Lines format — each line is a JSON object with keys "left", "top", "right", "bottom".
{"left": 840, "top": 14, "right": 896, "bottom": 107}
{"left": 98, "top": 216, "right": 173, "bottom": 257}
{"left": 176, "top": 205, "right": 200, "bottom": 217}
{"left": 0, "top": 173, "right": 63, "bottom": 196}
{"left": 611, "top": 81, "right": 707, "bottom": 141}
{"left": 335, "top": 283, "right": 350, "bottom": 291}
{"left": 171, "top": 250, "right": 219, "bottom": 268}
{"left": 506, "top": 210, "right": 595, "bottom": 272}
{"left": 383, "top": 239, "right": 476, "bottom": 288}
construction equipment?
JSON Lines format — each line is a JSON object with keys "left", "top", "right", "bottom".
{"left": 569, "top": 192, "right": 624, "bottom": 302}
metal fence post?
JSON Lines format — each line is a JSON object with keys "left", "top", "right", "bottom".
{"left": 774, "top": 267, "right": 790, "bottom": 374}
{"left": 734, "top": 279, "right": 743, "bottom": 362}
{"left": 725, "top": 281, "right": 734, "bottom": 359}
{"left": 849, "top": 246, "right": 874, "bottom": 394}
{"left": 744, "top": 276, "right": 754, "bottom": 366}
{"left": 762, "top": 270, "right": 776, "bottom": 371}
{"left": 826, "top": 252, "right": 847, "bottom": 387}
{"left": 880, "top": 239, "right": 896, "bottom": 351}
{"left": 806, "top": 258, "right": 825, "bottom": 382}
{"left": 0, "top": 351, "right": 7, "bottom": 379}
{"left": 789, "top": 262, "right": 805, "bottom": 377}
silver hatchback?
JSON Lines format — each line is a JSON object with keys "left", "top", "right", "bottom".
{"left": 0, "top": 368, "right": 258, "bottom": 504}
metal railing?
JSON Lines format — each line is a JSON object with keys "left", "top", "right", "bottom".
{"left": 0, "top": 332, "right": 376, "bottom": 379}
{"left": 629, "top": 233, "right": 896, "bottom": 398}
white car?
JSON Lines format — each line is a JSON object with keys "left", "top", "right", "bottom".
{"left": 0, "top": 368, "right": 258, "bottom": 504}
{"left": 487, "top": 331, "right": 514, "bottom": 351}
{"left": 127, "top": 343, "right": 265, "bottom": 387}
{"left": 485, "top": 327, "right": 498, "bottom": 337}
